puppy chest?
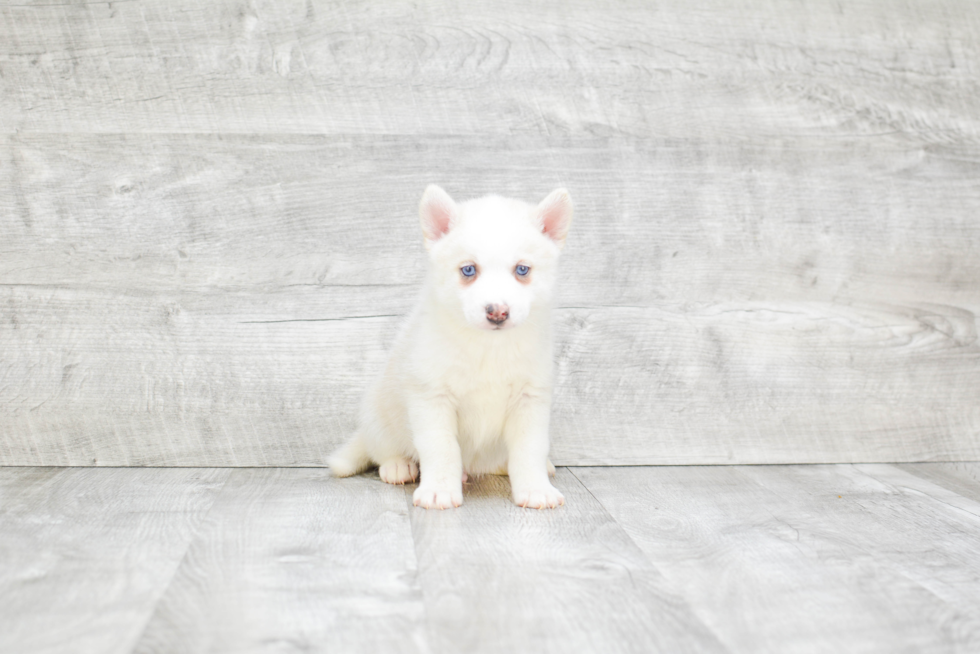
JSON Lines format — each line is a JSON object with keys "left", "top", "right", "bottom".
{"left": 454, "top": 384, "right": 516, "bottom": 445}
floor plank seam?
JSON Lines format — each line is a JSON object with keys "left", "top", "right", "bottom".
{"left": 401, "top": 482, "right": 436, "bottom": 654}
{"left": 121, "top": 468, "right": 233, "bottom": 654}
{"left": 882, "top": 465, "right": 980, "bottom": 521}
{"left": 566, "top": 467, "right": 735, "bottom": 653}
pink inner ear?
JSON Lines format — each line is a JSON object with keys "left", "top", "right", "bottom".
{"left": 427, "top": 203, "right": 452, "bottom": 239}
{"left": 538, "top": 190, "right": 572, "bottom": 245}
{"left": 420, "top": 186, "right": 456, "bottom": 243}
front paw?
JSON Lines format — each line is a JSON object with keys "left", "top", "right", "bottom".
{"left": 513, "top": 483, "right": 565, "bottom": 509}
{"left": 413, "top": 483, "right": 463, "bottom": 509}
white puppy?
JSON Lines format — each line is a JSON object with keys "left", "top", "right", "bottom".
{"left": 329, "top": 185, "right": 572, "bottom": 510}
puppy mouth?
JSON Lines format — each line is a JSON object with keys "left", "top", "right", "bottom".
{"left": 474, "top": 320, "right": 511, "bottom": 331}
{"left": 488, "top": 321, "right": 516, "bottom": 331}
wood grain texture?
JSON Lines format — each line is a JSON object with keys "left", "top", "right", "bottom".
{"left": 132, "top": 468, "right": 426, "bottom": 654}
{"left": 1, "top": 0, "right": 978, "bottom": 139}
{"left": 2, "top": 464, "right": 979, "bottom": 652}
{"left": 894, "top": 462, "right": 980, "bottom": 504}
{"left": 1, "top": 0, "right": 979, "bottom": 466}
{"left": 0, "top": 467, "right": 229, "bottom": 654}
{"left": 574, "top": 464, "right": 980, "bottom": 653}
{"left": 405, "top": 468, "right": 726, "bottom": 654}
{"left": 1, "top": 133, "right": 977, "bottom": 465}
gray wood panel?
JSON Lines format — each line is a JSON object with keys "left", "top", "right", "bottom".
{"left": 1, "top": 133, "right": 978, "bottom": 465}
{"left": 2, "top": 464, "right": 979, "bottom": 652}
{"left": 2, "top": 0, "right": 979, "bottom": 466}
{"left": 131, "top": 468, "right": 426, "bottom": 654}
{"left": 405, "top": 468, "right": 726, "bottom": 654}
{"left": 894, "top": 462, "right": 980, "bottom": 505}
{"left": 1, "top": 0, "right": 978, "bottom": 138}
{"left": 0, "top": 467, "right": 229, "bottom": 654}
{"left": 574, "top": 465, "right": 980, "bottom": 653}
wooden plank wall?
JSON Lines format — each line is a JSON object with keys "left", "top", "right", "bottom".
{"left": 1, "top": 0, "right": 978, "bottom": 466}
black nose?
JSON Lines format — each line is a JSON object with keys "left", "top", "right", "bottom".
{"left": 486, "top": 304, "right": 509, "bottom": 325}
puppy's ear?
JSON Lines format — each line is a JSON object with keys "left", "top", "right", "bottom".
{"left": 536, "top": 188, "right": 573, "bottom": 248}
{"left": 419, "top": 184, "right": 457, "bottom": 248}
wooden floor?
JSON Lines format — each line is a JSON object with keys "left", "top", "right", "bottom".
{"left": 2, "top": 464, "right": 978, "bottom": 654}
{"left": 3, "top": 3, "right": 977, "bottom": 650}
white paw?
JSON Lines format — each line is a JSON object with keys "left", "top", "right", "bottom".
{"left": 378, "top": 459, "right": 418, "bottom": 485}
{"left": 513, "top": 484, "right": 565, "bottom": 509}
{"left": 413, "top": 483, "right": 463, "bottom": 509}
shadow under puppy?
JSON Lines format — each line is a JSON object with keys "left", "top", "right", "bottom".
{"left": 329, "top": 185, "right": 572, "bottom": 509}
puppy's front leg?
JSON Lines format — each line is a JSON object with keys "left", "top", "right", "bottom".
{"left": 409, "top": 396, "right": 463, "bottom": 509}
{"left": 504, "top": 393, "right": 565, "bottom": 509}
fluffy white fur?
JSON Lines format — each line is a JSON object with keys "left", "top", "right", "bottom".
{"left": 329, "top": 185, "right": 572, "bottom": 510}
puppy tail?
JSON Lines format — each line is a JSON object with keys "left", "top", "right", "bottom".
{"left": 328, "top": 432, "right": 373, "bottom": 477}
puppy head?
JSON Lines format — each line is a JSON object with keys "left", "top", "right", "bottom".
{"left": 419, "top": 185, "right": 572, "bottom": 331}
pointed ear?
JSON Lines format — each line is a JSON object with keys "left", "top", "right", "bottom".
{"left": 536, "top": 188, "right": 573, "bottom": 248}
{"left": 419, "top": 184, "right": 457, "bottom": 248}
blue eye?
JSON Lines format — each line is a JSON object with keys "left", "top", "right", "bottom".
{"left": 515, "top": 264, "right": 530, "bottom": 276}
{"left": 461, "top": 265, "right": 477, "bottom": 277}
